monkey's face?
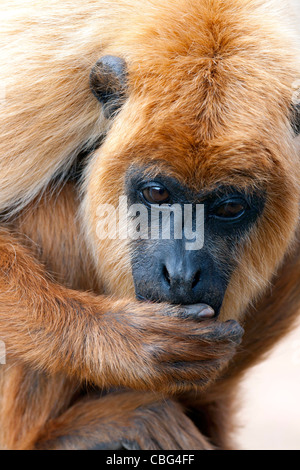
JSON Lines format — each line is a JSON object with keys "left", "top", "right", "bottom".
{"left": 84, "top": 4, "right": 300, "bottom": 321}
{"left": 84, "top": 94, "right": 299, "bottom": 321}
{"left": 126, "top": 166, "right": 265, "bottom": 316}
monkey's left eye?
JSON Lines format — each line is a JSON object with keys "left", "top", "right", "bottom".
{"left": 212, "top": 200, "right": 247, "bottom": 220}
{"left": 142, "top": 185, "right": 170, "bottom": 205}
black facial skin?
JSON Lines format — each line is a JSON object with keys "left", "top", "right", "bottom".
{"left": 125, "top": 166, "right": 265, "bottom": 317}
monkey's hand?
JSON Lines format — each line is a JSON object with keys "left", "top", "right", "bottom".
{"left": 87, "top": 300, "right": 244, "bottom": 394}
{"left": 0, "top": 228, "right": 242, "bottom": 395}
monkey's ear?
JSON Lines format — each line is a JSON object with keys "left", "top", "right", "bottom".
{"left": 90, "top": 56, "right": 128, "bottom": 119}
{"left": 291, "top": 103, "right": 300, "bottom": 136}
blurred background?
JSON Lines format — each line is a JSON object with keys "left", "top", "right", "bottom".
{"left": 237, "top": 322, "right": 300, "bottom": 450}
{"left": 231, "top": 0, "right": 300, "bottom": 452}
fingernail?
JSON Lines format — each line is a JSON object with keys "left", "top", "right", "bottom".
{"left": 197, "top": 306, "right": 215, "bottom": 319}
{"left": 184, "top": 304, "right": 215, "bottom": 319}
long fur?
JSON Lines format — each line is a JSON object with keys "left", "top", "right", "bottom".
{"left": 0, "top": 0, "right": 299, "bottom": 450}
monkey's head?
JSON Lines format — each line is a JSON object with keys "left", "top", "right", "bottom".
{"left": 83, "top": 1, "right": 300, "bottom": 321}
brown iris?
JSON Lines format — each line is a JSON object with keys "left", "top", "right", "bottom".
{"left": 142, "top": 185, "right": 170, "bottom": 204}
{"left": 214, "top": 202, "right": 245, "bottom": 219}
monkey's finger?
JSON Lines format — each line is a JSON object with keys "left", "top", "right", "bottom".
{"left": 198, "top": 320, "right": 244, "bottom": 344}
{"left": 147, "top": 317, "right": 244, "bottom": 345}
{"left": 157, "top": 356, "right": 236, "bottom": 386}
{"left": 161, "top": 318, "right": 244, "bottom": 343}
{"left": 152, "top": 335, "right": 239, "bottom": 363}
{"left": 178, "top": 304, "right": 215, "bottom": 321}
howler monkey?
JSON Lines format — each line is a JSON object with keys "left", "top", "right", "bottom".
{"left": 0, "top": 0, "right": 299, "bottom": 450}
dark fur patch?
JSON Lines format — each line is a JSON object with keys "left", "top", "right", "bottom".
{"left": 90, "top": 56, "right": 128, "bottom": 119}
{"left": 292, "top": 104, "right": 300, "bottom": 136}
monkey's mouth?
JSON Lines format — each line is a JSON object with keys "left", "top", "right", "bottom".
{"left": 136, "top": 293, "right": 220, "bottom": 318}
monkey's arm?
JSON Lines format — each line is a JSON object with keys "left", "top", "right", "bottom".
{"left": 0, "top": 225, "right": 243, "bottom": 394}
{"left": 33, "top": 392, "right": 214, "bottom": 450}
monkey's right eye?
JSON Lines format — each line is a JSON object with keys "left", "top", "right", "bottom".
{"left": 212, "top": 198, "right": 247, "bottom": 221}
{"left": 142, "top": 185, "right": 170, "bottom": 205}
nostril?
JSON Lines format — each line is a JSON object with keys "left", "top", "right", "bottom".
{"left": 192, "top": 270, "right": 201, "bottom": 289}
{"left": 163, "top": 266, "right": 171, "bottom": 285}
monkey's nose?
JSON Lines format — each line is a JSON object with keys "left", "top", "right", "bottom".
{"left": 162, "top": 264, "right": 202, "bottom": 291}
{"left": 159, "top": 259, "right": 206, "bottom": 306}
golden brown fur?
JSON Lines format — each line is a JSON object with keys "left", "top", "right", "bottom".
{"left": 0, "top": 0, "right": 299, "bottom": 450}
{"left": 0, "top": 185, "right": 243, "bottom": 449}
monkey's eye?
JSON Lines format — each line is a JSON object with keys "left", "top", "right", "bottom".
{"left": 142, "top": 185, "right": 170, "bottom": 205}
{"left": 212, "top": 199, "right": 247, "bottom": 220}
